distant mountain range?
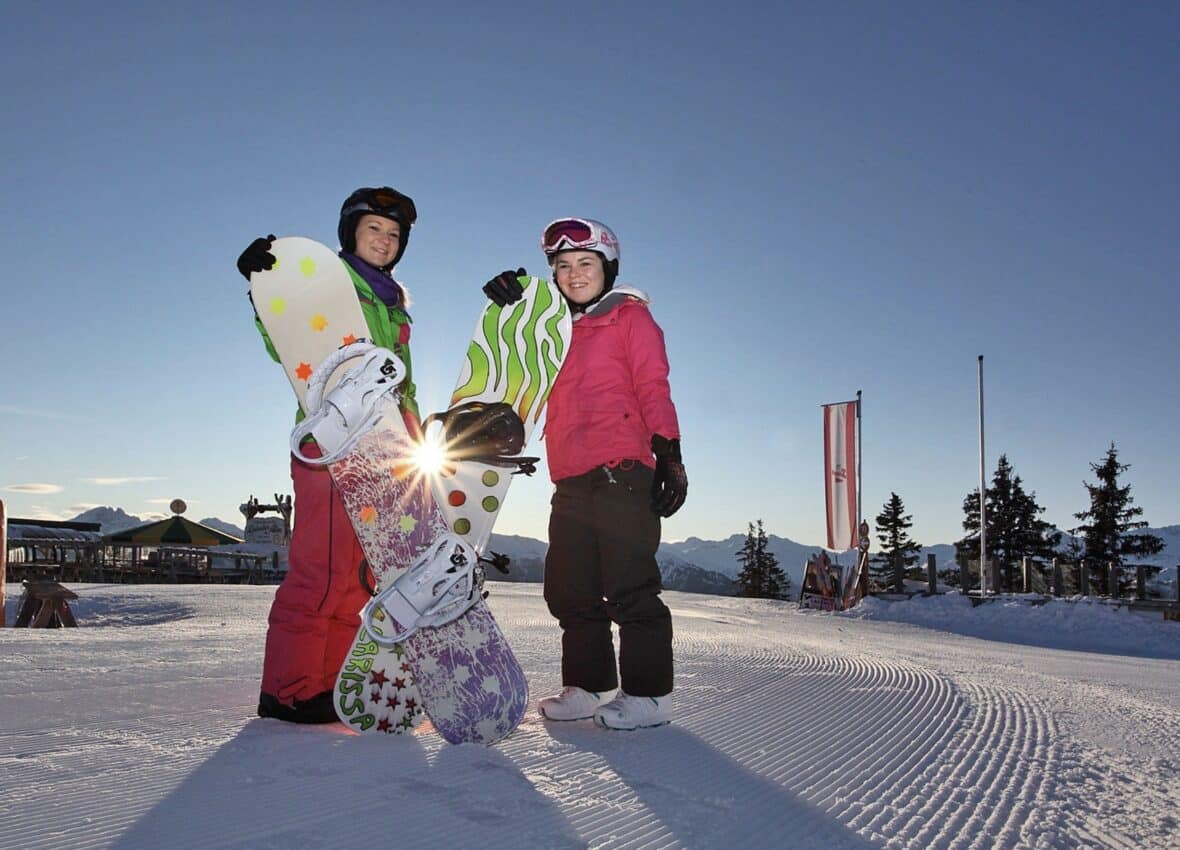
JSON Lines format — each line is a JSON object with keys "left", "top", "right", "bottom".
{"left": 56, "top": 507, "right": 1180, "bottom": 597}
{"left": 64, "top": 506, "right": 248, "bottom": 541}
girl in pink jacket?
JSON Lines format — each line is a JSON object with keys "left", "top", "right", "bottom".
{"left": 485, "top": 217, "right": 688, "bottom": 730}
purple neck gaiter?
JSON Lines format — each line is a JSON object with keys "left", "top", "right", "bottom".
{"left": 341, "top": 252, "right": 404, "bottom": 308}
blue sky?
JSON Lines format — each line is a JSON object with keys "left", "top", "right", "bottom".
{"left": 2, "top": 2, "right": 1177, "bottom": 549}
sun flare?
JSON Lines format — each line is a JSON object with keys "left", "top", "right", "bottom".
{"left": 412, "top": 435, "right": 449, "bottom": 475}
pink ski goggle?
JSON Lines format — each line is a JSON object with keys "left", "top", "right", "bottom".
{"left": 542, "top": 218, "right": 598, "bottom": 253}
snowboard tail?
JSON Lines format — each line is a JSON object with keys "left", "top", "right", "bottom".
{"left": 335, "top": 630, "right": 421, "bottom": 733}
{"left": 361, "top": 596, "right": 529, "bottom": 744}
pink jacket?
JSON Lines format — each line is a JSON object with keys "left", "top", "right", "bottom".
{"left": 544, "top": 287, "right": 680, "bottom": 482}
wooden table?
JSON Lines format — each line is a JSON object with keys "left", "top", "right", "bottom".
{"left": 14, "top": 580, "right": 79, "bottom": 628}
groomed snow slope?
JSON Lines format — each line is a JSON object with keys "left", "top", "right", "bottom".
{"left": 1, "top": 584, "right": 1177, "bottom": 849}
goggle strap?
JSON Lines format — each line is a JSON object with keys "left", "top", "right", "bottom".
{"left": 342, "top": 202, "right": 405, "bottom": 221}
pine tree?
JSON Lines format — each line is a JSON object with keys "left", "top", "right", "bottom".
{"left": 1072, "top": 443, "right": 1164, "bottom": 568}
{"left": 957, "top": 454, "right": 1062, "bottom": 590}
{"left": 1009, "top": 475, "right": 1062, "bottom": 564}
{"left": 870, "top": 492, "right": 922, "bottom": 588}
{"left": 735, "top": 519, "right": 790, "bottom": 600}
{"left": 736, "top": 522, "right": 763, "bottom": 598}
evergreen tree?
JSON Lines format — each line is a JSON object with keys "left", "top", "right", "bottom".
{"left": 736, "top": 522, "right": 763, "bottom": 598}
{"left": 735, "top": 519, "right": 790, "bottom": 600}
{"left": 870, "top": 492, "right": 922, "bottom": 587}
{"left": 1009, "top": 475, "right": 1062, "bottom": 564}
{"left": 1072, "top": 443, "right": 1163, "bottom": 568}
{"left": 957, "top": 454, "right": 1062, "bottom": 589}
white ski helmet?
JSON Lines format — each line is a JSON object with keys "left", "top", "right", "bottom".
{"left": 541, "top": 217, "right": 620, "bottom": 290}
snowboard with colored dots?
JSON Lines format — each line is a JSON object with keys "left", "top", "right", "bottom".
{"left": 400, "top": 270, "right": 572, "bottom": 743}
{"left": 249, "top": 238, "right": 571, "bottom": 744}
{"left": 249, "top": 236, "right": 434, "bottom": 735}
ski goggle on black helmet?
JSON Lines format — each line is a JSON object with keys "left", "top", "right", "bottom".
{"left": 340, "top": 187, "right": 418, "bottom": 227}
{"left": 338, "top": 186, "right": 418, "bottom": 267}
{"left": 541, "top": 217, "right": 620, "bottom": 266}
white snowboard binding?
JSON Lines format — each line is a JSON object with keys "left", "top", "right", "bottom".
{"left": 290, "top": 341, "right": 407, "bottom": 465}
{"left": 363, "top": 533, "right": 484, "bottom": 646}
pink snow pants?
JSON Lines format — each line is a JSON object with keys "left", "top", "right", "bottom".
{"left": 260, "top": 445, "right": 370, "bottom": 704}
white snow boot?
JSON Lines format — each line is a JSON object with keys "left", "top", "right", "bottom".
{"left": 538, "top": 686, "right": 615, "bottom": 721}
{"left": 593, "top": 692, "right": 672, "bottom": 730}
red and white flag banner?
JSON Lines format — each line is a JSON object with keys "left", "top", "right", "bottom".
{"left": 823, "top": 401, "right": 858, "bottom": 550}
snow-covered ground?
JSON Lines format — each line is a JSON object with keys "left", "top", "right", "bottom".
{"left": 1, "top": 583, "right": 1177, "bottom": 849}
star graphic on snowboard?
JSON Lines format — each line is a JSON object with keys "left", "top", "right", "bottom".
{"left": 369, "top": 669, "right": 389, "bottom": 687}
{"left": 385, "top": 694, "right": 400, "bottom": 709}
{"left": 378, "top": 717, "right": 393, "bottom": 733}
{"left": 309, "top": 313, "right": 329, "bottom": 332}
{"left": 393, "top": 677, "right": 406, "bottom": 690}
{"left": 342, "top": 333, "right": 358, "bottom": 345}
{"left": 398, "top": 513, "right": 417, "bottom": 534}
{"left": 295, "top": 362, "right": 313, "bottom": 381}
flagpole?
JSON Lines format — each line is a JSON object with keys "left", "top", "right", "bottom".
{"left": 856, "top": 390, "right": 862, "bottom": 536}
{"left": 977, "top": 355, "right": 988, "bottom": 597}
{"left": 855, "top": 389, "right": 866, "bottom": 604}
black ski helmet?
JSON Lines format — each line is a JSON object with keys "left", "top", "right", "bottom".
{"left": 338, "top": 186, "right": 418, "bottom": 270}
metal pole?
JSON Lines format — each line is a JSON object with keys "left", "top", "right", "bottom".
{"left": 978, "top": 355, "right": 988, "bottom": 597}
{"left": 0, "top": 499, "right": 6, "bottom": 627}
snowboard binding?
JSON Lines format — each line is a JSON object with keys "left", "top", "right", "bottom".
{"left": 290, "top": 341, "right": 407, "bottom": 465}
{"left": 423, "top": 402, "right": 540, "bottom": 475}
{"left": 362, "top": 533, "right": 484, "bottom": 646}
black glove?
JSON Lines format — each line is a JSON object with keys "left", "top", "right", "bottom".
{"left": 483, "top": 268, "right": 526, "bottom": 307}
{"left": 650, "top": 435, "right": 687, "bottom": 517}
{"left": 237, "top": 235, "right": 277, "bottom": 280}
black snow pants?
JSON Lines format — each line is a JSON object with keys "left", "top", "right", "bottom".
{"left": 543, "top": 462, "right": 674, "bottom": 697}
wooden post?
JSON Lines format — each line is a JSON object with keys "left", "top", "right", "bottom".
{"left": 1136, "top": 565, "right": 1148, "bottom": 601}
{"left": 1107, "top": 561, "right": 1119, "bottom": 598}
{"left": 1, "top": 499, "right": 7, "bottom": 627}
{"left": 926, "top": 553, "right": 937, "bottom": 595}
{"left": 1022, "top": 557, "right": 1031, "bottom": 594}
{"left": 1079, "top": 560, "right": 1089, "bottom": 596}
{"left": 893, "top": 551, "right": 904, "bottom": 594}
{"left": 1052, "top": 557, "right": 1064, "bottom": 597}
{"left": 959, "top": 558, "right": 971, "bottom": 595}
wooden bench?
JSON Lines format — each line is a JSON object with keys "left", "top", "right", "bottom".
{"left": 14, "top": 580, "right": 79, "bottom": 628}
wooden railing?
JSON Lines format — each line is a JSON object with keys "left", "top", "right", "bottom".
{"left": 5, "top": 539, "right": 283, "bottom": 585}
{"left": 876, "top": 552, "right": 1178, "bottom": 611}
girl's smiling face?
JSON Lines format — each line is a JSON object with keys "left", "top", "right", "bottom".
{"left": 353, "top": 214, "right": 401, "bottom": 267}
{"left": 552, "top": 251, "right": 606, "bottom": 305}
